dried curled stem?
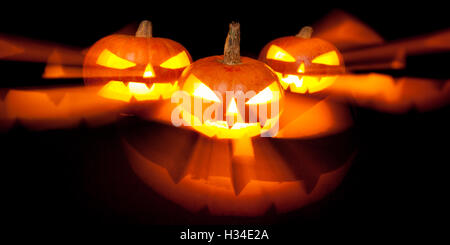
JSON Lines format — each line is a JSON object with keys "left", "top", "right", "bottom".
{"left": 296, "top": 26, "right": 313, "bottom": 39}
{"left": 223, "top": 22, "right": 241, "bottom": 65}
{"left": 136, "top": 20, "right": 152, "bottom": 38}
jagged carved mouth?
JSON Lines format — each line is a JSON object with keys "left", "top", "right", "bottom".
{"left": 97, "top": 81, "right": 179, "bottom": 102}
{"left": 180, "top": 108, "right": 281, "bottom": 139}
{"left": 274, "top": 71, "right": 338, "bottom": 94}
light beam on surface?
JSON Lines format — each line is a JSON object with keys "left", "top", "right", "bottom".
{"left": 312, "top": 9, "right": 384, "bottom": 51}
{"left": 0, "top": 34, "right": 84, "bottom": 65}
{"left": 0, "top": 85, "right": 127, "bottom": 131}
{"left": 323, "top": 73, "right": 450, "bottom": 113}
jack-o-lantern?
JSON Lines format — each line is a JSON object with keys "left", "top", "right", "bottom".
{"left": 259, "top": 26, "right": 345, "bottom": 94}
{"left": 83, "top": 20, "right": 192, "bottom": 102}
{"left": 176, "top": 22, "right": 284, "bottom": 139}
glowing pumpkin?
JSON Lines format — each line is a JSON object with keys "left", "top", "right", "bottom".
{"left": 259, "top": 26, "right": 345, "bottom": 93}
{"left": 83, "top": 20, "right": 192, "bottom": 102}
{"left": 119, "top": 25, "right": 355, "bottom": 215}
{"left": 176, "top": 22, "right": 284, "bottom": 139}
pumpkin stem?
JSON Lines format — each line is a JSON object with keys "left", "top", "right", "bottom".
{"left": 223, "top": 22, "right": 241, "bottom": 65}
{"left": 296, "top": 26, "right": 313, "bottom": 39}
{"left": 136, "top": 20, "right": 152, "bottom": 38}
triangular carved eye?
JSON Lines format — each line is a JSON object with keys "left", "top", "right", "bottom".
{"left": 186, "top": 74, "right": 220, "bottom": 102}
{"left": 160, "top": 51, "right": 191, "bottom": 69}
{"left": 266, "top": 45, "right": 296, "bottom": 62}
{"left": 246, "top": 82, "right": 280, "bottom": 104}
{"left": 96, "top": 49, "right": 136, "bottom": 69}
{"left": 193, "top": 82, "right": 221, "bottom": 102}
{"left": 312, "top": 51, "right": 340, "bottom": 65}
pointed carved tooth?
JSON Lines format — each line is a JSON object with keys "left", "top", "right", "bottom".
{"left": 45, "top": 91, "right": 67, "bottom": 106}
{"left": 125, "top": 122, "right": 200, "bottom": 184}
{"left": 0, "top": 89, "right": 9, "bottom": 101}
{"left": 230, "top": 156, "right": 254, "bottom": 195}
{"left": 186, "top": 136, "right": 213, "bottom": 180}
{"left": 303, "top": 176, "right": 319, "bottom": 194}
{"left": 230, "top": 137, "right": 255, "bottom": 195}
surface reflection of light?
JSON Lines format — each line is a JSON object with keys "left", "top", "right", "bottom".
{"left": 324, "top": 73, "right": 450, "bottom": 113}
{"left": 0, "top": 85, "right": 126, "bottom": 131}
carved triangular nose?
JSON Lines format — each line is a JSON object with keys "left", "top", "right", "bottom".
{"left": 297, "top": 62, "right": 305, "bottom": 73}
{"left": 143, "top": 64, "right": 155, "bottom": 78}
{"left": 227, "top": 97, "right": 239, "bottom": 115}
{"left": 226, "top": 97, "right": 244, "bottom": 127}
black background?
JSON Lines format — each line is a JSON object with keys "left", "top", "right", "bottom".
{"left": 1, "top": 1, "right": 449, "bottom": 242}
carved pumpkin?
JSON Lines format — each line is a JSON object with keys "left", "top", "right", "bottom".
{"left": 83, "top": 20, "right": 192, "bottom": 102}
{"left": 117, "top": 24, "right": 356, "bottom": 216}
{"left": 259, "top": 27, "right": 345, "bottom": 93}
{"left": 176, "top": 22, "right": 284, "bottom": 139}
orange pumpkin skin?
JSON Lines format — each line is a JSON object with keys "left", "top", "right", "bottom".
{"left": 259, "top": 36, "right": 345, "bottom": 93}
{"left": 178, "top": 55, "right": 284, "bottom": 138}
{"left": 83, "top": 34, "right": 192, "bottom": 87}
{"left": 180, "top": 55, "right": 282, "bottom": 97}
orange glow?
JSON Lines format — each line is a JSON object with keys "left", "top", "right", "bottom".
{"left": 276, "top": 94, "right": 353, "bottom": 139}
{"left": 143, "top": 64, "right": 155, "bottom": 78}
{"left": 42, "top": 64, "right": 83, "bottom": 79}
{"left": 312, "top": 51, "right": 340, "bottom": 65}
{"left": 42, "top": 49, "right": 83, "bottom": 78}
{"left": 96, "top": 49, "right": 136, "bottom": 69}
{"left": 159, "top": 51, "right": 191, "bottom": 69}
{"left": 323, "top": 74, "right": 450, "bottom": 113}
{"left": 232, "top": 137, "right": 255, "bottom": 157}
{"left": 266, "top": 45, "right": 296, "bottom": 62}
{"left": 0, "top": 34, "right": 84, "bottom": 65}
{"left": 342, "top": 28, "right": 450, "bottom": 65}
{"left": 123, "top": 132, "right": 354, "bottom": 216}
{"left": 312, "top": 10, "right": 384, "bottom": 51}
{"left": 98, "top": 81, "right": 179, "bottom": 102}
{"left": 0, "top": 85, "right": 126, "bottom": 131}
{"left": 346, "top": 58, "right": 405, "bottom": 72}
{"left": 309, "top": 76, "right": 337, "bottom": 93}
{"left": 313, "top": 10, "right": 450, "bottom": 69}
{"left": 0, "top": 38, "right": 24, "bottom": 58}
